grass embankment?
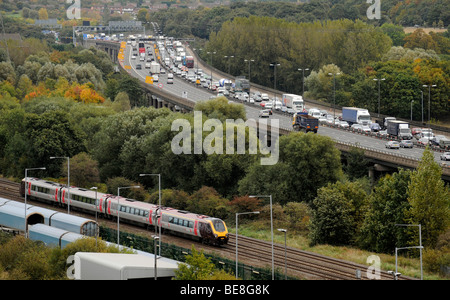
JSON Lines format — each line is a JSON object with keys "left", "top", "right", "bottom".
{"left": 231, "top": 222, "right": 443, "bottom": 280}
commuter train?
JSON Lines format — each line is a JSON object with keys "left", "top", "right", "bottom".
{"left": 19, "top": 178, "right": 229, "bottom": 245}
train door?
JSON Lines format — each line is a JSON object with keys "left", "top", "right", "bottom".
{"left": 199, "top": 222, "right": 213, "bottom": 244}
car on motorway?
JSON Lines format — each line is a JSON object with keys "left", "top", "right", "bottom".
{"left": 259, "top": 109, "right": 271, "bottom": 118}
{"left": 136, "top": 64, "right": 142, "bottom": 70}
{"left": 385, "top": 141, "right": 400, "bottom": 149}
{"left": 339, "top": 121, "right": 349, "bottom": 129}
{"left": 351, "top": 124, "right": 363, "bottom": 132}
{"left": 411, "top": 127, "right": 422, "bottom": 138}
{"left": 377, "top": 130, "right": 388, "bottom": 138}
{"left": 440, "top": 152, "right": 450, "bottom": 161}
{"left": 152, "top": 74, "right": 159, "bottom": 82}
{"left": 167, "top": 78, "right": 173, "bottom": 84}
{"left": 361, "top": 125, "right": 371, "bottom": 134}
{"left": 370, "top": 123, "right": 381, "bottom": 132}
{"left": 418, "top": 137, "right": 431, "bottom": 146}
{"left": 261, "top": 93, "right": 269, "bottom": 101}
{"left": 264, "top": 102, "right": 273, "bottom": 110}
{"left": 400, "top": 140, "right": 414, "bottom": 148}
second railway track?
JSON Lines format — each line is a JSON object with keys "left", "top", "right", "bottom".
{"left": 0, "top": 177, "right": 415, "bottom": 280}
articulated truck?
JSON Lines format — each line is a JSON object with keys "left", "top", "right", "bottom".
{"left": 386, "top": 120, "right": 413, "bottom": 140}
{"left": 342, "top": 107, "right": 372, "bottom": 126}
{"left": 282, "top": 94, "right": 304, "bottom": 113}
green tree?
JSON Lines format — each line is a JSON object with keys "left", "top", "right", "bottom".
{"left": 406, "top": 147, "right": 450, "bottom": 248}
{"left": 358, "top": 169, "right": 412, "bottom": 253}
{"left": 174, "top": 245, "right": 235, "bottom": 280}
{"left": 62, "top": 152, "right": 100, "bottom": 188}
{"left": 239, "top": 131, "right": 343, "bottom": 204}
{"left": 309, "top": 180, "right": 368, "bottom": 246}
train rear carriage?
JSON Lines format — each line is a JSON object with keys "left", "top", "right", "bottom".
{"left": 21, "top": 178, "right": 63, "bottom": 204}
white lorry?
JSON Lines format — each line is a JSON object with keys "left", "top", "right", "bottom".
{"left": 342, "top": 107, "right": 372, "bottom": 126}
{"left": 282, "top": 93, "right": 304, "bottom": 112}
{"left": 150, "top": 61, "right": 160, "bottom": 74}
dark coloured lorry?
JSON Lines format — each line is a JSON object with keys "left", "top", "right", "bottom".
{"left": 292, "top": 112, "right": 319, "bottom": 133}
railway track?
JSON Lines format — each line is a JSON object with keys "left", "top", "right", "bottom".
{"left": 0, "top": 177, "right": 416, "bottom": 280}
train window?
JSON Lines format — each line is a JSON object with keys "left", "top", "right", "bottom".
{"left": 189, "top": 221, "right": 194, "bottom": 228}
{"left": 212, "top": 220, "right": 225, "bottom": 232}
{"left": 169, "top": 216, "right": 174, "bottom": 223}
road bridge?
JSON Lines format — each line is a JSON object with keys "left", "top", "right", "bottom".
{"left": 83, "top": 39, "right": 450, "bottom": 181}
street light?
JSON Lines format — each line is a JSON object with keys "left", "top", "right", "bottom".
{"left": 224, "top": 55, "right": 234, "bottom": 75}
{"left": 207, "top": 51, "right": 216, "bottom": 84}
{"left": 24, "top": 167, "right": 46, "bottom": 238}
{"left": 244, "top": 59, "right": 255, "bottom": 82}
{"left": 328, "top": 72, "right": 341, "bottom": 121}
{"left": 422, "top": 84, "right": 437, "bottom": 127}
{"left": 373, "top": 78, "right": 385, "bottom": 117}
{"left": 50, "top": 156, "right": 70, "bottom": 213}
{"left": 90, "top": 186, "right": 98, "bottom": 247}
{"left": 298, "top": 68, "right": 309, "bottom": 97}
{"left": 249, "top": 194, "right": 274, "bottom": 280}
{"left": 153, "top": 235, "right": 160, "bottom": 280}
{"left": 117, "top": 185, "right": 140, "bottom": 248}
{"left": 270, "top": 63, "right": 280, "bottom": 90}
{"left": 235, "top": 211, "right": 260, "bottom": 279}
{"left": 140, "top": 173, "right": 161, "bottom": 255}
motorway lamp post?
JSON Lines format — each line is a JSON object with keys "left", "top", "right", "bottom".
{"left": 235, "top": 211, "right": 260, "bottom": 279}
{"left": 24, "top": 167, "right": 46, "bottom": 238}
{"left": 117, "top": 185, "right": 140, "bottom": 248}
{"left": 244, "top": 59, "right": 255, "bottom": 82}
{"left": 277, "top": 228, "right": 287, "bottom": 280}
{"left": 328, "top": 72, "right": 341, "bottom": 122}
{"left": 140, "top": 173, "right": 161, "bottom": 255}
{"left": 224, "top": 55, "right": 234, "bottom": 75}
{"left": 421, "top": 90, "right": 424, "bottom": 124}
{"left": 422, "top": 84, "right": 437, "bottom": 127}
{"left": 298, "top": 68, "right": 309, "bottom": 97}
{"left": 50, "top": 156, "right": 70, "bottom": 213}
{"left": 207, "top": 51, "right": 216, "bottom": 83}
{"left": 373, "top": 77, "right": 385, "bottom": 117}
{"left": 270, "top": 63, "right": 280, "bottom": 91}
{"left": 410, "top": 100, "right": 414, "bottom": 121}
{"left": 249, "top": 195, "right": 274, "bottom": 280}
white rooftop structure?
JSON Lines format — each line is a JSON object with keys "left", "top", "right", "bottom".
{"left": 74, "top": 252, "right": 180, "bottom": 280}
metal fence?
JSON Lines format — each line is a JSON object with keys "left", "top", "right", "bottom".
{"left": 100, "top": 226, "right": 296, "bottom": 280}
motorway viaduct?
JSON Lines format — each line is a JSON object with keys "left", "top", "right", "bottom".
{"left": 84, "top": 39, "right": 450, "bottom": 181}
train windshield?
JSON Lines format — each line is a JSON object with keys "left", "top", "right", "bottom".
{"left": 212, "top": 219, "right": 226, "bottom": 232}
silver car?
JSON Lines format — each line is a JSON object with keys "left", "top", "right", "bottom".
{"left": 440, "top": 152, "right": 450, "bottom": 161}
{"left": 400, "top": 140, "right": 413, "bottom": 148}
{"left": 385, "top": 141, "right": 400, "bottom": 149}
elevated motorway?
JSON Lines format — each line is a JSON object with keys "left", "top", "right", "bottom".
{"left": 84, "top": 39, "right": 450, "bottom": 180}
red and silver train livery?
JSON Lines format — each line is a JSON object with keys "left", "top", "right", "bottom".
{"left": 20, "top": 177, "right": 229, "bottom": 245}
